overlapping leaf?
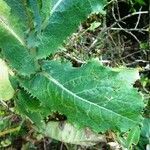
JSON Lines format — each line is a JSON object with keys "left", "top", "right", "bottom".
{"left": 0, "top": 0, "right": 37, "bottom": 75}
{"left": 126, "top": 126, "right": 141, "bottom": 149}
{"left": 36, "top": 0, "right": 106, "bottom": 58}
{"left": 16, "top": 91, "right": 46, "bottom": 128}
{"left": 45, "top": 121, "right": 106, "bottom": 146}
{"left": 19, "top": 60, "right": 144, "bottom": 133}
{"left": 4, "top": 0, "right": 32, "bottom": 31}
{"left": 141, "top": 118, "right": 150, "bottom": 139}
{"left": 0, "top": 59, "right": 14, "bottom": 100}
{"left": 29, "top": 0, "right": 42, "bottom": 32}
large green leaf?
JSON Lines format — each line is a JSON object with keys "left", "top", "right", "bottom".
{"left": 19, "top": 60, "right": 144, "bottom": 133}
{"left": 0, "top": 0, "right": 38, "bottom": 75}
{"left": 36, "top": 0, "right": 106, "bottom": 58}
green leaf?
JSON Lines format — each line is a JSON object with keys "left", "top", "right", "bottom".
{"left": 40, "top": 0, "right": 52, "bottom": 22}
{"left": 36, "top": 0, "right": 106, "bottom": 59}
{"left": 135, "top": 118, "right": 150, "bottom": 150}
{"left": 0, "top": 116, "right": 11, "bottom": 131}
{"left": 45, "top": 121, "right": 106, "bottom": 146}
{"left": 0, "top": 59, "right": 14, "bottom": 100}
{"left": 0, "top": 0, "right": 38, "bottom": 75}
{"left": 0, "top": 0, "right": 11, "bottom": 18}
{"left": 0, "top": 28, "right": 37, "bottom": 75}
{"left": 141, "top": 118, "right": 150, "bottom": 139}
{"left": 16, "top": 90, "right": 106, "bottom": 146}
{"left": 15, "top": 91, "right": 45, "bottom": 129}
{"left": 29, "top": 0, "right": 42, "bottom": 32}
{"left": 4, "top": 0, "right": 33, "bottom": 30}
{"left": 19, "top": 60, "right": 144, "bottom": 133}
{"left": 134, "top": 0, "right": 145, "bottom": 5}
{"left": 126, "top": 126, "right": 141, "bottom": 149}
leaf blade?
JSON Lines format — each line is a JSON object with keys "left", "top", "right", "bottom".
{"left": 19, "top": 60, "right": 144, "bottom": 133}
{"left": 45, "top": 121, "right": 106, "bottom": 146}
{"left": 0, "top": 0, "right": 38, "bottom": 75}
{"left": 126, "top": 126, "right": 141, "bottom": 149}
{"left": 36, "top": 0, "right": 106, "bottom": 58}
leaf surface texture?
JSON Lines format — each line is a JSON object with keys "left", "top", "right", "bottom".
{"left": 19, "top": 60, "right": 144, "bottom": 132}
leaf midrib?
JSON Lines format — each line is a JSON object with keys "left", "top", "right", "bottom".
{"left": 0, "top": 16, "right": 24, "bottom": 45}
{"left": 50, "top": 0, "right": 64, "bottom": 14}
{"left": 42, "top": 72, "right": 137, "bottom": 124}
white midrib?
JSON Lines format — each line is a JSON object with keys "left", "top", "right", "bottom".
{"left": 0, "top": 17, "right": 24, "bottom": 45}
{"left": 50, "top": 0, "right": 64, "bottom": 14}
{"left": 50, "top": 0, "right": 94, "bottom": 15}
{"left": 43, "top": 72, "right": 136, "bottom": 123}
{"left": 42, "top": 0, "right": 64, "bottom": 29}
